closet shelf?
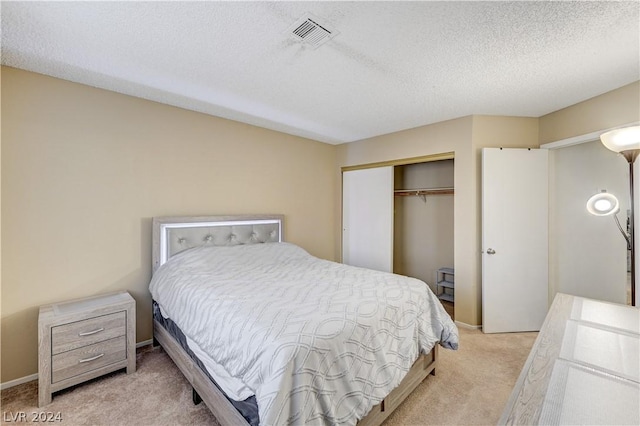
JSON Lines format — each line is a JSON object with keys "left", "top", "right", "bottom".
{"left": 436, "top": 267, "right": 455, "bottom": 303}
{"left": 394, "top": 187, "right": 454, "bottom": 197}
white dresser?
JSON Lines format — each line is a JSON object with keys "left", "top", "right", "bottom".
{"left": 38, "top": 291, "right": 136, "bottom": 407}
{"left": 500, "top": 293, "right": 639, "bottom": 425}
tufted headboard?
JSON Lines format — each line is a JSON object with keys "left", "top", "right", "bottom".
{"left": 151, "top": 215, "right": 284, "bottom": 274}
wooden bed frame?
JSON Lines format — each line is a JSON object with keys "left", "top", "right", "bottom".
{"left": 151, "top": 215, "right": 439, "bottom": 426}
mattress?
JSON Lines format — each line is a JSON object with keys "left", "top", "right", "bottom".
{"left": 149, "top": 242, "right": 459, "bottom": 425}
{"left": 153, "top": 301, "right": 259, "bottom": 425}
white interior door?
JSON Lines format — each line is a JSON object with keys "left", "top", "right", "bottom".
{"left": 342, "top": 166, "right": 394, "bottom": 272}
{"left": 482, "top": 148, "right": 549, "bottom": 333}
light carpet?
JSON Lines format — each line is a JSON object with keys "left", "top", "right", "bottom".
{"left": 1, "top": 328, "right": 537, "bottom": 425}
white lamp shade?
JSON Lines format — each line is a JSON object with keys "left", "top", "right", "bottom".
{"left": 586, "top": 192, "right": 620, "bottom": 216}
{"left": 600, "top": 125, "right": 640, "bottom": 153}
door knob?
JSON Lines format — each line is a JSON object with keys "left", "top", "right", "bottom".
{"left": 486, "top": 248, "right": 496, "bottom": 255}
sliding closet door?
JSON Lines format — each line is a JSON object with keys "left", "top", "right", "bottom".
{"left": 482, "top": 148, "right": 549, "bottom": 333}
{"left": 342, "top": 166, "right": 394, "bottom": 272}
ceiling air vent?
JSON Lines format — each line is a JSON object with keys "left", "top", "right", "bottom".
{"left": 288, "top": 13, "right": 338, "bottom": 49}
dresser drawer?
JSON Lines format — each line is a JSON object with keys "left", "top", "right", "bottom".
{"left": 51, "top": 311, "right": 126, "bottom": 355}
{"left": 51, "top": 336, "right": 127, "bottom": 383}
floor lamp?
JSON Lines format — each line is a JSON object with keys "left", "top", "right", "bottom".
{"left": 595, "top": 125, "right": 640, "bottom": 307}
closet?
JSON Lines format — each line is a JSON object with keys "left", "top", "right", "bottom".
{"left": 342, "top": 157, "right": 455, "bottom": 313}
{"left": 394, "top": 160, "right": 454, "bottom": 306}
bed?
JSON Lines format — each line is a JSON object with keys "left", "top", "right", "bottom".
{"left": 149, "top": 215, "right": 458, "bottom": 426}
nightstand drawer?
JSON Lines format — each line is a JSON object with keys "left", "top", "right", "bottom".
{"left": 52, "top": 311, "right": 126, "bottom": 355}
{"left": 51, "top": 336, "right": 127, "bottom": 383}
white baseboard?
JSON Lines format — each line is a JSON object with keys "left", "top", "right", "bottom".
{"left": 0, "top": 373, "right": 38, "bottom": 391}
{"left": 455, "top": 320, "right": 482, "bottom": 330}
{"left": 1, "top": 339, "right": 155, "bottom": 391}
{"left": 137, "top": 339, "right": 153, "bottom": 348}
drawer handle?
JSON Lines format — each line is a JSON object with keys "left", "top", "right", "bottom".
{"left": 78, "top": 328, "right": 104, "bottom": 337}
{"left": 79, "top": 353, "right": 104, "bottom": 363}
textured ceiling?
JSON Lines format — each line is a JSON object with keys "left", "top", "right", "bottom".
{"left": 2, "top": 1, "right": 639, "bottom": 144}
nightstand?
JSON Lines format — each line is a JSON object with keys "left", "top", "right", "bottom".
{"left": 38, "top": 291, "right": 136, "bottom": 407}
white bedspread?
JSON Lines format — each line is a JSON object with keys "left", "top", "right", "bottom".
{"left": 149, "top": 242, "right": 458, "bottom": 426}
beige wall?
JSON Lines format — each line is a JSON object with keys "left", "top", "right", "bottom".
{"left": 337, "top": 116, "right": 540, "bottom": 327}
{"left": 0, "top": 67, "right": 337, "bottom": 382}
{"left": 539, "top": 81, "right": 640, "bottom": 144}
{"left": 550, "top": 141, "right": 628, "bottom": 304}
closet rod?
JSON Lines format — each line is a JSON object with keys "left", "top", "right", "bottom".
{"left": 394, "top": 187, "right": 454, "bottom": 197}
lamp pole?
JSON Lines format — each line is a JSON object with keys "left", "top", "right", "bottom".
{"left": 621, "top": 150, "right": 638, "bottom": 307}
{"left": 600, "top": 125, "right": 640, "bottom": 307}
